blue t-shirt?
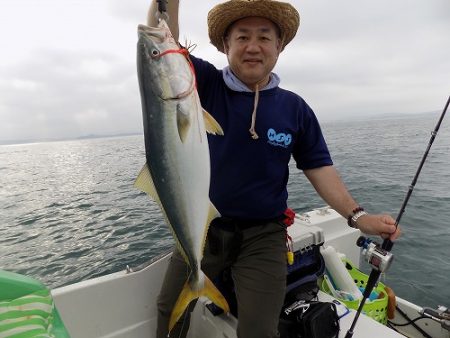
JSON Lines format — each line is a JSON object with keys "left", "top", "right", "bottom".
{"left": 191, "top": 56, "right": 333, "bottom": 220}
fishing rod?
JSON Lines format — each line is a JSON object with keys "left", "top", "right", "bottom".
{"left": 345, "top": 95, "right": 450, "bottom": 338}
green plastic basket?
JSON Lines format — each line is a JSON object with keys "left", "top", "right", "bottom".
{"left": 320, "top": 259, "right": 388, "bottom": 325}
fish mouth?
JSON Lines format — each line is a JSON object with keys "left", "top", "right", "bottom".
{"left": 138, "top": 24, "right": 167, "bottom": 44}
{"left": 137, "top": 24, "right": 195, "bottom": 101}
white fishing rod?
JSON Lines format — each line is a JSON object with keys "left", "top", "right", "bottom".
{"left": 345, "top": 95, "right": 450, "bottom": 338}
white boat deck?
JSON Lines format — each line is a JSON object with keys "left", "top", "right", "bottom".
{"left": 52, "top": 208, "right": 449, "bottom": 338}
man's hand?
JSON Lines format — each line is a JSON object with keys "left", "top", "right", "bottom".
{"left": 356, "top": 214, "right": 401, "bottom": 241}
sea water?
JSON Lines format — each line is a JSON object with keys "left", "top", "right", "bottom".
{"left": 0, "top": 113, "right": 449, "bottom": 308}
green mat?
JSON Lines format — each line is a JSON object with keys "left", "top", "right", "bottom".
{"left": 0, "top": 270, "right": 70, "bottom": 338}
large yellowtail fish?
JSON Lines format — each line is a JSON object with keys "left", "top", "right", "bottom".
{"left": 134, "top": 21, "right": 229, "bottom": 331}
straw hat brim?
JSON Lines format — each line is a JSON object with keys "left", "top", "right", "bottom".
{"left": 207, "top": 0, "right": 300, "bottom": 53}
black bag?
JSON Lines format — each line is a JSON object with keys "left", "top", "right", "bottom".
{"left": 279, "top": 301, "right": 340, "bottom": 338}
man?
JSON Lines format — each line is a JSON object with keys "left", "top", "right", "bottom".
{"left": 148, "top": 1, "right": 401, "bottom": 337}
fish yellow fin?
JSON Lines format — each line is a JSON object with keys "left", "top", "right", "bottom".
{"left": 134, "top": 164, "right": 192, "bottom": 268}
{"left": 202, "top": 274, "right": 230, "bottom": 315}
{"left": 168, "top": 275, "right": 230, "bottom": 333}
{"left": 133, "top": 163, "right": 160, "bottom": 203}
{"left": 207, "top": 202, "right": 221, "bottom": 226}
{"left": 201, "top": 202, "right": 221, "bottom": 255}
{"left": 177, "top": 104, "right": 191, "bottom": 143}
{"left": 203, "top": 109, "right": 224, "bottom": 135}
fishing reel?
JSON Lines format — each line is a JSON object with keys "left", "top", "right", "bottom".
{"left": 356, "top": 236, "right": 394, "bottom": 273}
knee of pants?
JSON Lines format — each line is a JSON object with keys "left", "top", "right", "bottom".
{"left": 237, "top": 317, "right": 280, "bottom": 338}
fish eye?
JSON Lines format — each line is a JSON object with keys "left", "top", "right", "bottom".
{"left": 151, "top": 49, "right": 160, "bottom": 57}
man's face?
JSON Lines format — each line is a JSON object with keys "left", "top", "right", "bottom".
{"left": 223, "top": 16, "right": 282, "bottom": 91}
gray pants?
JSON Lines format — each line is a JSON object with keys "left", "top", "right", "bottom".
{"left": 156, "top": 220, "right": 287, "bottom": 338}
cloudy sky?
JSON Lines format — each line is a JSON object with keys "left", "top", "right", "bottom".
{"left": 0, "top": 0, "right": 449, "bottom": 142}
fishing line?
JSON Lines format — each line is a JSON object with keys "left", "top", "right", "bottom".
{"left": 345, "top": 95, "right": 450, "bottom": 338}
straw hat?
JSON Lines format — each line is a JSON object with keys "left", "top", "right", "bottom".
{"left": 207, "top": 0, "right": 300, "bottom": 53}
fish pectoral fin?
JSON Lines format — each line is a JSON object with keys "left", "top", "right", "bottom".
{"left": 203, "top": 109, "right": 224, "bottom": 135}
{"left": 177, "top": 103, "right": 191, "bottom": 143}
{"left": 168, "top": 276, "right": 230, "bottom": 333}
{"left": 133, "top": 163, "right": 161, "bottom": 203}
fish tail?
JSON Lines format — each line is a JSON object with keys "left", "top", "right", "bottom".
{"left": 168, "top": 273, "right": 230, "bottom": 332}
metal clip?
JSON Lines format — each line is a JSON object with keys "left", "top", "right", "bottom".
{"left": 156, "top": 11, "right": 169, "bottom": 23}
{"left": 156, "top": 0, "right": 169, "bottom": 22}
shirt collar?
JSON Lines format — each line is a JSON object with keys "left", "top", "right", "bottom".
{"left": 222, "top": 66, "right": 280, "bottom": 92}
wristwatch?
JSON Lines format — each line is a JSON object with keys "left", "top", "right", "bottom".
{"left": 347, "top": 206, "right": 368, "bottom": 228}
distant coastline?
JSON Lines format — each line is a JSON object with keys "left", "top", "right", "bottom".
{"left": 321, "top": 110, "right": 438, "bottom": 123}
{"left": 0, "top": 132, "right": 142, "bottom": 146}
{"left": 1, "top": 110, "right": 439, "bottom": 146}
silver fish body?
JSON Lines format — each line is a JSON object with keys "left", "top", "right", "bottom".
{"left": 135, "top": 21, "right": 228, "bottom": 331}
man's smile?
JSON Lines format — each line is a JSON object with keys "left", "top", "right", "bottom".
{"left": 243, "top": 58, "right": 262, "bottom": 65}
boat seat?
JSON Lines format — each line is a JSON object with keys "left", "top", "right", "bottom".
{"left": 0, "top": 270, "right": 70, "bottom": 337}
